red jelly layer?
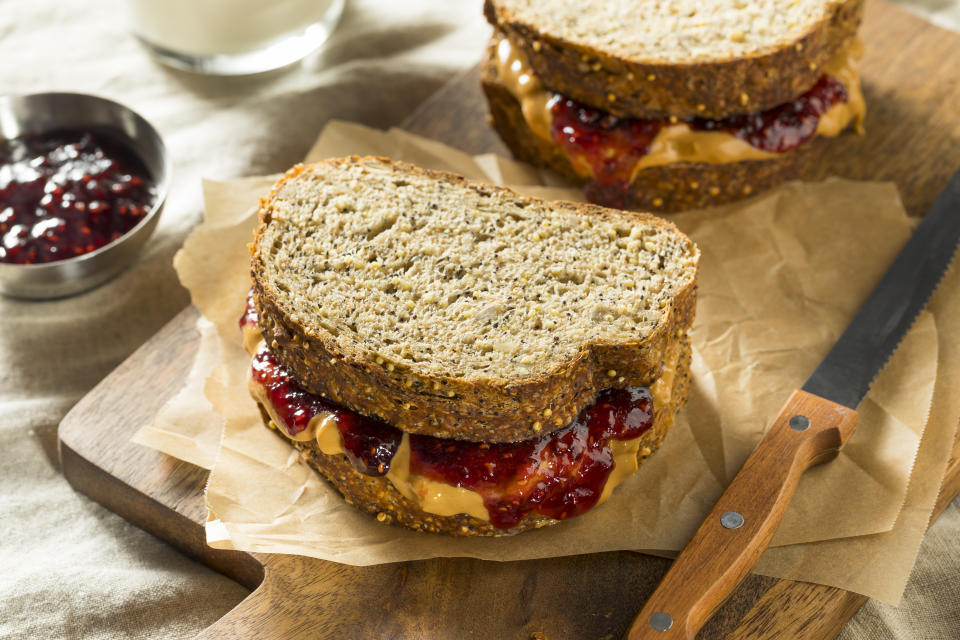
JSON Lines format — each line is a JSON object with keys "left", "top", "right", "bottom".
{"left": 249, "top": 338, "right": 653, "bottom": 528}
{"left": 251, "top": 344, "right": 401, "bottom": 476}
{"left": 0, "top": 130, "right": 156, "bottom": 264}
{"left": 409, "top": 387, "right": 653, "bottom": 529}
{"left": 688, "top": 76, "right": 848, "bottom": 153}
{"left": 550, "top": 98, "right": 663, "bottom": 209}
{"left": 240, "top": 289, "right": 258, "bottom": 329}
{"left": 549, "top": 75, "right": 849, "bottom": 209}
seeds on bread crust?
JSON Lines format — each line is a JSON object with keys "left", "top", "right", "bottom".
{"left": 484, "top": 0, "right": 864, "bottom": 119}
{"left": 252, "top": 157, "right": 698, "bottom": 442}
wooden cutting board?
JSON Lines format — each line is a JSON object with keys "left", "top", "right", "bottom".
{"left": 59, "top": 2, "right": 960, "bottom": 638}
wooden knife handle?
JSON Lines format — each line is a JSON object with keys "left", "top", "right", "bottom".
{"left": 624, "top": 389, "right": 858, "bottom": 640}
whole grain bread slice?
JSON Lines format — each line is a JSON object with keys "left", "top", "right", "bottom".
{"left": 252, "top": 157, "right": 698, "bottom": 442}
{"left": 484, "top": 0, "right": 863, "bottom": 120}
{"left": 481, "top": 57, "right": 823, "bottom": 212}
{"left": 260, "top": 336, "right": 692, "bottom": 537}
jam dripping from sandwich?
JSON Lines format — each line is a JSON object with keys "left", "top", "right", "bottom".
{"left": 239, "top": 288, "right": 258, "bottom": 328}
{"left": 247, "top": 315, "right": 654, "bottom": 530}
{"left": 0, "top": 130, "right": 156, "bottom": 264}
{"left": 251, "top": 345, "right": 402, "bottom": 476}
{"left": 550, "top": 75, "right": 849, "bottom": 209}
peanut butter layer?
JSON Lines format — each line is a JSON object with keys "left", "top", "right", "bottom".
{"left": 247, "top": 335, "right": 682, "bottom": 524}
{"left": 492, "top": 30, "right": 865, "bottom": 179}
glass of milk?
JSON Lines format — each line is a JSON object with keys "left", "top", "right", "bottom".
{"left": 129, "top": 0, "right": 344, "bottom": 75}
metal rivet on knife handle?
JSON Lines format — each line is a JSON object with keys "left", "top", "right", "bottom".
{"left": 720, "top": 511, "right": 744, "bottom": 529}
{"left": 648, "top": 612, "right": 673, "bottom": 631}
{"left": 789, "top": 415, "right": 810, "bottom": 431}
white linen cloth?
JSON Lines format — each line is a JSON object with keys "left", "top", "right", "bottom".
{"left": 0, "top": 1, "right": 956, "bottom": 638}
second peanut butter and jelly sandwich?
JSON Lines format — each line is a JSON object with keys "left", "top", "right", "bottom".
{"left": 482, "top": 0, "right": 866, "bottom": 211}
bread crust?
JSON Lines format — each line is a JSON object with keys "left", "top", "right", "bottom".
{"left": 484, "top": 0, "right": 863, "bottom": 120}
{"left": 481, "top": 61, "right": 824, "bottom": 212}
{"left": 252, "top": 157, "right": 698, "bottom": 442}
{"left": 259, "top": 338, "right": 692, "bottom": 537}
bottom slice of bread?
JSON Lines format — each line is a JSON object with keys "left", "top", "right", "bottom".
{"left": 256, "top": 339, "right": 692, "bottom": 537}
{"left": 481, "top": 58, "right": 823, "bottom": 213}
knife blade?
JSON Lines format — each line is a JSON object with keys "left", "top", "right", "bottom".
{"left": 624, "top": 168, "right": 960, "bottom": 640}
{"left": 803, "top": 168, "right": 960, "bottom": 408}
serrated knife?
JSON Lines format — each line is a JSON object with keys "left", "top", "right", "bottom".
{"left": 625, "top": 169, "right": 960, "bottom": 640}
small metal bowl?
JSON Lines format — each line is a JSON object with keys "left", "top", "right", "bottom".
{"left": 0, "top": 92, "right": 170, "bottom": 299}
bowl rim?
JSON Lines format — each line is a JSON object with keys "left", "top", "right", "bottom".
{"left": 0, "top": 91, "right": 171, "bottom": 271}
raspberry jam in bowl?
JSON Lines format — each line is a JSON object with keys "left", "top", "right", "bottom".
{"left": 0, "top": 93, "right": 169, "bottom": 299}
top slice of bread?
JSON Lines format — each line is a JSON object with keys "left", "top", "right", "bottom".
{"left": 485, "top": 0, "right": 863, "bottom": 119}
{"left": 252, "top": 157, "right": 699, "bottom": 442}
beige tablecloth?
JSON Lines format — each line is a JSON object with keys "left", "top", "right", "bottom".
{"left": 1, "top": 1, "right": 957, "bottom": 638}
